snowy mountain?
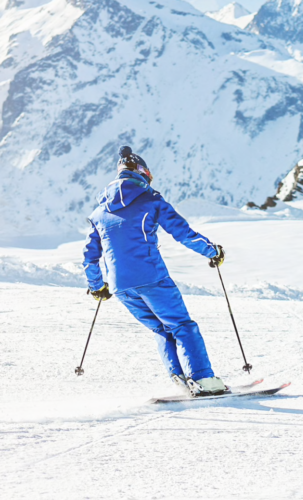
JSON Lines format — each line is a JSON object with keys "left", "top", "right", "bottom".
{"left": 2, "top": 0, "right": 303, "bottom": 238}
{"left": 206, "top": 2, "right": 255, "bottom": 30}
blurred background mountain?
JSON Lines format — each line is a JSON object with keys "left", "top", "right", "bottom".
{"left": 1, "top": 0, "right": 303, "bottom": 239}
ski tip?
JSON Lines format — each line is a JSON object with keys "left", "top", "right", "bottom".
{"left": 280, "top": 382, "right": 291, "bottom": 389}
{"left": 146, "top": 398, "right": 158, "bottom": 405}
{"left": 253, "top": 378, "right": 264, "bottom": 385}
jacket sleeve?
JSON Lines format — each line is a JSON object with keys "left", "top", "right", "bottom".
{"left": 156, "top": 196, "right": 217, "bottom": 258}
{"left": 82, "top": 220, "right": 104, "bottom": 291}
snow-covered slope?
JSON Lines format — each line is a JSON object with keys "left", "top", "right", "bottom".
{"left": 2, "top": 0, "right": 303, "bottom": 238}
{"left": 206, "top": 2, "right": 255, "bottom": 29}
{"left": 1, "top": 214, "right": 303, "bottom": 498}
{"left": 185, "top": 0, "right": 220, "bottom": 12}
{"left": 2, "top": 210, "right": 303, "bottom": 297}
{"left": 1, "top": 282, "right": 302, "bottom": 500}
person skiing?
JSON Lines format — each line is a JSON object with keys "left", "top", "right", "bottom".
{"left": 83, "top": 145, "right": 226, "bottom": 396}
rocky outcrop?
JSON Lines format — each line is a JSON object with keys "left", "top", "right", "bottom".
{"left": 246, "top": 160, "right": 303, "bottom": 210}
{"left": 248, "top": 0, "right": 303, "bottom": 43}
{"left": 276, "top": 160, "right": 303, "bottom": 201}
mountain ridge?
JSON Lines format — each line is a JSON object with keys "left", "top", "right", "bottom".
{"left": 1, "top": 0, "right": 303, "bottom": 237}
{"left": 206, "top": 2, "right": 254, "bottom": 30}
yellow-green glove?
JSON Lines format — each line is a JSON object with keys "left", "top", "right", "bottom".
{"left": 89, "top": 283, "right": 112, "bottom": 301}
{"left": 209, "top": 245, "right": 225, "bottom": 268}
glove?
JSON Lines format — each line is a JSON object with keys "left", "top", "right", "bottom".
{"left": 88, "top": 283, "right": 112, "bottom": 301}
{"left": 209, "top": 245, "right": 225, "bottom": 268}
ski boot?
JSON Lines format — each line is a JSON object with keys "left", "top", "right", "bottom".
{"left": 187, "top": 376, "right": 227, "bottom": 398}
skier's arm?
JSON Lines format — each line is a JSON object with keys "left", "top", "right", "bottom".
{"left": 157, "top": 196, "right": 218, "bottom": 258}
{"left": 82, "top": 220, "right": 104, "bottom": 291}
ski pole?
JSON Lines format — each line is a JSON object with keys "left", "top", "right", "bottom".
{"left": 75, "top": 298, "right": 102, "bottom": 376}
{"left": 216, "top": 266, "right": 252, "bottom": 374}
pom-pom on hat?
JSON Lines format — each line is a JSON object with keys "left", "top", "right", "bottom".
{"left": 118, "top": 145, "right": 132, "bottom": 159}
{"left": 117, "top": 145, "right": 153, "bottom": 184}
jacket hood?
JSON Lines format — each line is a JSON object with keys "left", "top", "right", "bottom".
{"left": 97, "top": 171, "right": 151, "bottom": 212}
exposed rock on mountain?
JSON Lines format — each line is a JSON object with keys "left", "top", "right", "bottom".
{"left": 246, "top": 159, "right": 303, "bottom": 210}
{"left": 248, "top": 0, "right": 303, "bottom": 43}
{"left": 276, "top": 160, "right": 303, "bottom": 202}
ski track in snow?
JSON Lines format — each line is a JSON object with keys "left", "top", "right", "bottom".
{"left": 1, "top": 280, "right": 303, "bottom": 499}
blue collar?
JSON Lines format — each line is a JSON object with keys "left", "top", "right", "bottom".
{"left": 117, "top": 169, "right": 152, "bottom": 185}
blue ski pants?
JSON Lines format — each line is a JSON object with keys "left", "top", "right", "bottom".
{"left": 116, "top": 277, "right": 214, "bottom": 381}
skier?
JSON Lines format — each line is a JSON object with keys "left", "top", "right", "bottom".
{"left": 83, "top": 146, "right": 226, "bottom": 395}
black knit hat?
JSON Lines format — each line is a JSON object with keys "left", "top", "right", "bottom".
{"left": 117, "top": 145, "right": 153, "bottom": 184}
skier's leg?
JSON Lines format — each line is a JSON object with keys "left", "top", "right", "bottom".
{"left": 154, "top": 330, "right": 184, "bottom": 378}
{"left": 135, "top": 277, "right": 214, "bottom": 381}
{"left": 116, "top": 290, "right": 183, "bottom": 377}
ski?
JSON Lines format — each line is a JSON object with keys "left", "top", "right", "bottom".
{"left": 149, "top": 382, "right": 291, "bottom": 405}
{"left": 232, "top": 378, "right": 264, "bottom": 391}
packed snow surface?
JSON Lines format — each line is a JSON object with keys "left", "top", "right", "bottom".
{"left": 1, "top": 211, "right": 303, "bottom": 499}
{"left": 1, "top": 289, "right": 302, "bottom": 499}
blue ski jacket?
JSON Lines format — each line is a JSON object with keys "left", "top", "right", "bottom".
{"left": 83, "top": 171, "right": 217, "bottom": 294}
